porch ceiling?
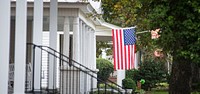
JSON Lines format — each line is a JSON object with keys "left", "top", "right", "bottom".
{"left": 95, "top": 20, "right": 121, "bottom": 41}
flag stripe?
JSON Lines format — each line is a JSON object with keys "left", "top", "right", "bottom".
{"left": 119, "top": 29, "right": 123, "bottom": 69}
{"left": 128, "top": 45, "right": 131, "bottom": 69}
{"left": 116, "top": 29, "right": 120, "bottom": 69}
{"left": 112, "top": 29, "right": 116, "bottom": 70}
{"left": 131, "top": 45, "right": 134, "bottom": 69}
{"left": 124, "top": 46, "right": 127, "bottom": 69}
{"left": 125, "top": 46, "right": 129, "bottom": 69}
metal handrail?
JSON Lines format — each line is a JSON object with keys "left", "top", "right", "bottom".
{"left": 27, "top": 43, "right": 128, "bottom": 93}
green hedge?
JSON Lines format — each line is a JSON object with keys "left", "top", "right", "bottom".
{"left": 96, "top": 58, "right": 114, "bottom": 82}
{"left": 122, "top": 78, "right": 136, "bottom": 89}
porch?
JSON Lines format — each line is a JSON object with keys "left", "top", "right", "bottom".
{"left": 0, "top": 0, "right": 128, "bottom": 94}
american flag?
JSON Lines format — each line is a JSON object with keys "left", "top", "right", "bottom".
{"left": 112, "top": 28, "right": 136, "bottom": 70}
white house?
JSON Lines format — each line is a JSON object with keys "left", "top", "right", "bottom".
{"left": 0, "top": 0, "right": 126, "bottom": 94}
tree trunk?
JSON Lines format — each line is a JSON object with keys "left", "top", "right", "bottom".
{"left": 191, "top": 62, "right": 200, "bottom": 91}
{"left": 169, "top": 56, "right": 192, "bottom": 94}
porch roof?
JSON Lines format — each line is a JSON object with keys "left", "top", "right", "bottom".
{"left": 11, "top": 0, "right": 121, "bottom": 41}
{"left": 95, "top": 19, "right": 121, "bottom": 41}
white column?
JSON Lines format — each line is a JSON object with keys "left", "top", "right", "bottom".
{"left": 79, "top": 20, "right": 83, "bottom": 65}
{"left": 72, "top": 16, "right": 80, "bottom": 94}
{"left": 88, "top": 29, "right": 92, "bottom": 69}
{"left": 91, "top": 30, "right": 96, "bottom": 69}
{"left": 85, "top": 26, "right": 89, "bottom": 67}
{"left": 73, "top": 17, "right": 80, "bottom": 62}
{"left": 82, "top": 24, "right": 86, "bottom": 66}
{"left": 92, "top": 30, "right": 97, "bottom": 88}
{"left": 117, "top": 70, "right": 125, "bottom": 87}
{"left": 93, "top": 31, "right": 96, "bottom": 69}
{"left": 85, "top": 26, "right": 91, "bottom": 92}
{"left": 61, "top": 16, "right": 70, "bottom": 94}
{"left": 14, "top": 0, "right": 27, "bottom": 94}
{"left": 63, "top": 16, "right": 70, "bottom": 65}
{"left": 86, "top": 28, "right": 91, "bottom": 92}
{"left": 33, "top": 0, "right": 43, "bottom": 91}
{"left": 79, "top": 20, "right": 83, "bottom": 93}
{"left": 49, "top": 0, "right": 57, "bottom": 90}
{"left": 80, "top": 23, "right": 85, "bottom": 93}
{"left": 0, "top": 0, "right": 10, "bottom": 94}
{"left": 83, "top": 24, "right": 88, "bottom": 93}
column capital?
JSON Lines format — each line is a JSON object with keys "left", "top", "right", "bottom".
{"left": 73, "top": 17, "right": 79, "bottom": 25}
{"left": 64, "top": 17, "right": 70, "bottom": 25}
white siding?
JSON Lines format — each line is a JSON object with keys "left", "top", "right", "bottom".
{"left": 41, "top": 32, "right": 49, "bottom": 88}
{"left": 42, "top": 32, "right": 62, "bottom": 88}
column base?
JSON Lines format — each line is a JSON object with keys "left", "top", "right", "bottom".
{"left": 25, "top": 89, "right": 59, "bottom": 94}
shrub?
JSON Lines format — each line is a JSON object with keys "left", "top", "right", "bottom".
{"left": 98, "top": 83, "right": 118, "bottom": 89}
{"left": 127, "top": 60, "right": 168, "bottom": 91}
{"left": 122, "top": 78, "right": 136, "bottom": 89}
{"left": 90, "top": 90, "right": 120, "bottom": 94}
{"left": 126, "top": 69, "right": 139, "bottom": 79}
{"left": 96, "top": 58, "right": 114, "bottom": 82}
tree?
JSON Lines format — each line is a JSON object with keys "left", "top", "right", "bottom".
{"left": 140, "top": 0, "right": 200, "bottom": 93}
{"left": 102, "top": 0, "right": 141, "bottom": 27}
{"left": 102, "top": 0, "right": 200, "bottom": 93}
{"left": 96, "top": 41, "right": 112, "bottom": 58}
{"left": 101, "top": 0, "right": 166, "bottom": 62}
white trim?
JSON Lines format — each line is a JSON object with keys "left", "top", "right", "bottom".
{"left": 0, "top": 0, "right": 10, "bottom": 93}
{"left": 14, "top": 0, "right": 27, "bottom": 94}
{"left": 79, "top": 10, "right": 96, "bottom": 30}
{"left": 33, "top": 0, "right": 43, "bottom": 91}
{"left": 48, "top": 0, "right": 58, "bottom": 89}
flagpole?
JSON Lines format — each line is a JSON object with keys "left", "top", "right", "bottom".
{"left": 136, "top": 30, "right": 150, "bottom": 34}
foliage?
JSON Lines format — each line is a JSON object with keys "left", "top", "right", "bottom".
{"left": 135, "top": 89, "right": 146, "bottom": 94}
{"left": 101, "top": 0, "right": 167, "bottom": 62}
{"left": 192, "top": 81, "right": 200, "bottom": 92}
{"left": 101, "top": 0, "right": 142, "bottom": 27}
{"left": 98, "top": 83, "right": 118, "bottom": 89}
{"left": 96, "top": 58, "right": 114, "bottom": 82}
{"left": 155, "top": 82, "right": 169, "bottom": 90}
{"left": 96, "top": 41, "right": 112, "bottom": 58}
{"left": 125, "top": 69, "right": 138, "bottom": 79}
{"left": 138, "top": 0, "right": 200, "bottom": 93}
{"left": 90, "top": 91, "right": 120, "bottom": 94}
{"left": 141, "top": 0, "right": 200, "bottom": 63}
{"left": 127, "top": 60, "right": 167, "bottom": 91}
{"left": 145, "top": 90, "right": 167, "bottom": 94}
{"left": 102, "top": 0, "right": 200, "bottom": 93}
{"left": 122, "top": 78, "right": 136, "bottom": 89}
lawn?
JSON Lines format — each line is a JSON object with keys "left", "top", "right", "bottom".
{"left": 145, "top": 91, "right": 200, "bottom": 94}
{"left": 145, "top": 91, "right": 168, "bottom": 94}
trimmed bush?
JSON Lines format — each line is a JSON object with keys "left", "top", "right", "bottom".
{"left": 122, "top": 78, "right": 136, "bottom": 89}
{"left": 96, "top": 58, "right": 114, "bottom": 82}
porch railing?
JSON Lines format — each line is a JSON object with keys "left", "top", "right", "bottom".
{"left": 26, "top": 43, "right": 130, "bottom": 94}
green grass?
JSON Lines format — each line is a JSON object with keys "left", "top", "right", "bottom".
{"left": 191, "top": 92, "right": 200, "bottom": 94}
{"left": 145, "top": 91, "right": 200, "bottom": 94}
{"left": 145, "top": 91, "right": 168, "bottom": 94}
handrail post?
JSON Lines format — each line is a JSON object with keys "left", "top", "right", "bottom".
{"left": 32, "top": 44, "right": 36, "bottom": 92}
